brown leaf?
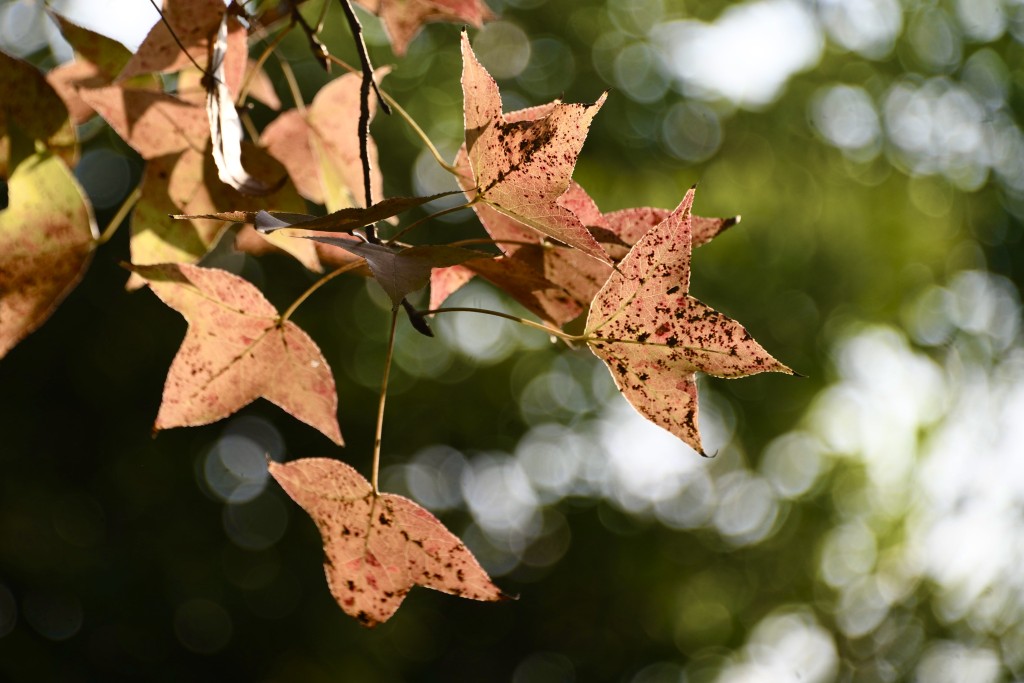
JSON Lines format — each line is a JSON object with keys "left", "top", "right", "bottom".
{"left": 80, "top": 86, "right": 210, "bottom": 159}
{"left": 269, "top": 457, "right": 506, "bottom": 626}
{"left": 134, "top": 263, "right": 342, "bottom": 444}
{"left": 0, "top": 152, "right": 97, "bottom": 359}
{"left": 0, "top": 51, "right": 77, "bottom": 177}
{"left": 585, "top": 188, "right": 791, "bottom": 455}
{"left": 118, "top": 0, "right": 227, "bottom": 80}
{"left": 460, "top": 32, "right": 610, "bottom": 264}
{"left": 355, "top": 0, "right": 493, "bottom": 56}
{"left": 308, "top": 237, "right": 490, "bottom": 306}
{"left": 129, "top": 145, "right": 315, "bottom": 276}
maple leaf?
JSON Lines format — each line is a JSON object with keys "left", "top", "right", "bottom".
{"left": 307, "top": 237, "right": 491, "bottom": 306}
{"left": 0, "top": 51, "right": 77, "bottom": 177}
{"left": 355, "top": 0, "right": 493, "bottom": 56}
{"left": 262, "top": 70, "right": 388, "bottom": 212}
{"left": 45, "top": 13, "right": 144, "bottom": 125}
{"left": 460, "top": 32, "right": 610, "bottom": 264}
{"left": 269, "top": 457, "right": 506, "bottom": 626}
{"left": 584, "top": 188, "right": 792, "bottom": 455}
{"left": 133, "top": 263, "right": 342, "bottom": 445}
{"left": 118, "top": 0, "right": 228, "bottom": 80}
{"left": 0, "top": 152, "right": 97, "bottom": 359}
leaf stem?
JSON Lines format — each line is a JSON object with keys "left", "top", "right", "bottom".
{"left": 94, "top": 186, "right": 141, "bottom": 247}
{"left": 371, "top": 307, "right": 400, "bottom": 495}
{"left": 277, "top": 52, "right": 306, "bottom": 112}
{"left": 280, "top": 260, "right": 365, "bottom": 322}
{"left": 424, "top": 307, "right": 582, "bottom": 342}
{"left": 384, "top": 202, "right": 473, "bottom": 245}
{"left": 237, "top": 24, "right": 291, "bottom": 105}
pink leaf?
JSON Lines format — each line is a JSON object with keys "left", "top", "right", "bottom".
{"left": 134, "top": 263, "right": 342, "bottom": 445}
{"left": 269, "top": 457, "right": 506, "bottom": 626}
{"left": 585, "top": 188, "right": 791, "bottom": 455}
{"left": 460, "top": 32, "right": 610, "bottom": 264}
{"left": 355, "top": 0, "right": 493, "bottom": 56}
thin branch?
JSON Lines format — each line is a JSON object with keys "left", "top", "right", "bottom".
{"left": 338, "top": 0, "right": 391, "bottom": 241}
{"left": 146, "top": 0, "right": 209, "bottom": 75}
{"left": 379, "top": 90, "right": 458, "bottom": 174}
{"left": 371, "top": 307, "right": 400, "bottom": 495}
{"left": 424, "top": 307, "right": 581, "bottom": 342}
{"left": 94, "top": 186, "right": 142, "bottom": 247}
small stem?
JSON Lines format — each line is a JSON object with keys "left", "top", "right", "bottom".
{"left": 447, "top": 237, "right": 539, "bottom": 250}
{"left": 384, "top": 202, "right": 473, "bottom": 245}
{"left": 280, "top": 260, "right": 365, "bottom": 322}
{"left": 371, "top": 307, "right": 400, "bottom": 495}
{"left": 237, "top": 25, "right": 291, "bottom": 105}
{"left": 424, "top": 307, "right": 582, "bottom": 342}
{"left": 277, "top": 54, "right": 306, "bottom": 112}
{"left": 94, "top": 186, "right": 141, "bottom": 247}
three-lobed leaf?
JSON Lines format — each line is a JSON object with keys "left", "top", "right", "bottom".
{"left": 584, "top": 188, "right": 791, "bottom": 455}
{"left": 134, "top": 263, "right": 342, "bottom": 445}
{"left": 269, "top": 457, "right": 506, "bottom": 627}
{"left": 460, "top": 32, "right": 610, "bottom": 264}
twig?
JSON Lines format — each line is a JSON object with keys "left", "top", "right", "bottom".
{"left": 338, "top": 0, "right": 391, "bottom": 241}
{"left": 94, "top": 186, "right": 142, "bottom": 247}
{"left": 424, "top": 307, "right": 580, "bottom": 342}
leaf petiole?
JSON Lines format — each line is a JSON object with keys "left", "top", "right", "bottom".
{"left": 424, "top": 307, "right": 582, "bottom": 343}
{"left": 279, "top": 259, "right": 366, "bottom": 322}
{"left": 371, "top": 307, "right": 400, "bottom": 495}
{"left": 384, "top": 202, "right": 473, "bottom": 245}
{"left": 94, "top": 185, "right": 141, "bottom": 248}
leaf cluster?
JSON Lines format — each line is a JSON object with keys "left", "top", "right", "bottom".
{"left": 0, "top": 0, "right": 791, "bottom": 626}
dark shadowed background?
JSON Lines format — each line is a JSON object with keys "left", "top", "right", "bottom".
{"left": 2, "top": 0, "right": 1024, "bottom": 681}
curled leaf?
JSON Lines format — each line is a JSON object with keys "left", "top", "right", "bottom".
{"left": 269, "top": 457, "right": 506, "bottom": 626}
{"left": 308, "top": 237, "right": 490, "bottom": 306}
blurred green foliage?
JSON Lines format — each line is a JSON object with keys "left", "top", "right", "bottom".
{"left": 2, "top": 0, "right": 1024, "bottom": 681}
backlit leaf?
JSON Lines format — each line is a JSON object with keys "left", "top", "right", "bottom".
{"left": 355, "top": 0, "right": 493, "bottom": 56}
{"left": 0, "top": 152, "right": 97, "bottom": 359}
{"left": 134, "top": 263, "right": 342, "bottom": 444}
{"left": 460, "top": 32, "right": 610, "bottom": 264}
{"left": 269, "top": 457, "right": 505, "bottom": 626}
{"left": 584, "top": 188, "right": 791, "bottom": 455}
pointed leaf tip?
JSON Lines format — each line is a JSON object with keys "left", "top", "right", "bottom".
{"left": 269, "top": 457, "right": 504, "bottom": 626}
{"left": 584, "top": 188, "right": 791, "bottom": 453}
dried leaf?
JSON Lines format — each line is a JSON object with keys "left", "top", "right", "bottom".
{"left": 460, "top": 32, "right": 609, "bottom": 264}
{"left": 0, "top": 152, "right": 97, "bottom": 359}
{"left": 80, "top": 86, "right": 210, "bottom": 159}
{"left": 309, "top": 237, "right": 489, "bottom": 305}
{"left": 134, "top": 263, "right": 342, "bottom": 444}
{"left": 269, "top": 457, "right": 505, "bottom": 626}
{"left": 119, "top": 0, "right": 227, "bottom": 80}
{"left": 0, "top": 51, "right": 77, "bottom": 177}
{"left": 584, "top": 189, "right": 791, "bottom": 455}
{"left": 355, "top": 0, "right": 493, "bottom": 56}
{"left": 206, "top": 10, "right": 269, "bottom": 195}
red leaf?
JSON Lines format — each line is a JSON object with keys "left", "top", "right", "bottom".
{"left": 134, "top": 264, "right": 342, "bottom": 444}
{"left": 584, "top": 188, "right": 791, "bottom": 455}
{"left": 269, "top": 457, "right": 506, "bottom": 626}
{"left": 460, "top": 32, "right": 610, "bottom": 264}
{"left": 0, "top": 153, "right": 97, "bottom": 359}
{"left": 355, "top": 0, "right": 493, "bottom": 56}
